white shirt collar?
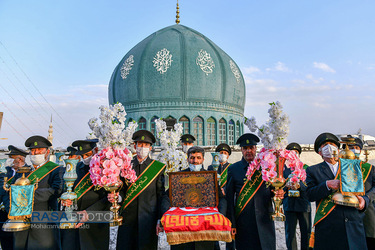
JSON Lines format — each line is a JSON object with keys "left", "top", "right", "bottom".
{"left": 325, "top": 161, "right": 339, "bottom": 176}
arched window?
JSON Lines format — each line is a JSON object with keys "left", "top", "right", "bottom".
{"left": 193, "top": 116, "right": 204, "bottom": 146}
{"left": 219, "top": 119, "right": 226, "bottom": 144}
{"left": 236, "top": 121, "right": 240, "bottom": 141}
{"left": 179, "top": 116, "right": 190, "bottom": 135}
{"left": 207, "top": 117, "right": 216, "bottom": 146}
{"left": 150, "top": 116, "right": 159, "bottom": 135}
{"left": 150, "top": 116, "right": 160, "bottom": 146}
{"left": 228, "top": 120, "right": 235, "bottom": 145}
{"left": 138, "top": 117, "right": 146, "bottom": 130}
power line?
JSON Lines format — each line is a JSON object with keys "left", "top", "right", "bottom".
{"left": 3, "top": 119, "right": 26, "bottom": 140}
{"left": 0, "top": 65, "right": 68, "bottom": 145}
{"left": 0, "top": 101, "right": 34, "bottom": 134}
{"left": 0, "top": 41, "right": 80, "bottom": 138}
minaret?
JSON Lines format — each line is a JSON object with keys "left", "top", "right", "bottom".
{"left": 176, "top": 0, "right": 180, "bottom": 24}
{"left": 47, "top": 115, "right": 54, "bottom": 148}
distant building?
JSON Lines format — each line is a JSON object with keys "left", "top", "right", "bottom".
{"left": 108, "top": 24, "right": 245, "bottom": 146}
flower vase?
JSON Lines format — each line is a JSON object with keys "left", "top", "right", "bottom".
{"left": 104, "top": 181, "right": 123, "bottom": 227}
{"left": 211, "top": 152, "right": 220, "bottom": 171}
{"left": 0, "top": 159, "right": 7, "bottom": 174}
{"left": 270, "top": 156, "right": 286, "bottom": 221}
{"left": 55, "top": 152, "right": 65, "bottom": 166}
{"left": 60, "top": 159, "right": 79, "bottom": 229}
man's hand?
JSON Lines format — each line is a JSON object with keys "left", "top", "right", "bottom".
{"left": 156, "top": 221, "right": 164, "bottom": 235}
{"left": 326, "top": 180, "right": 340, "bottom": 190}
{"left": 273, "top": 189, "right": 286, "bottom": 199}
{"left": 107, "top": 192, "right": 119, "bottom": 203}
{"left": 61, "top": 199, "right": 73, "bottom": 207}
{"left": 75, "top": 210, "right": 88, "bottom": 228}
{"left": 356, "top": 195, "right": 365, "bottom": 210}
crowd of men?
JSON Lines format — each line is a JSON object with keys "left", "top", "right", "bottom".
{"left": 0, "top": 131, "right": 374, "bottom": 250}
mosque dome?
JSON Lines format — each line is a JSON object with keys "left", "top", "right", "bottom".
{"left": 108, "top": 24, "right": 245, "bottom": 146}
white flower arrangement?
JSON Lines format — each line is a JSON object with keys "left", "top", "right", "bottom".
{"left": 87, "top": 103, "right": 138, "bottom": 150}
{"left": 244, "top": 101, "right": 290, "bottom": 150}
{"left": 154, "top": 118, "right": 188, "bottom": 173}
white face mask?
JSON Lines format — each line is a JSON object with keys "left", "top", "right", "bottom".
{"left": 189, "top": 164, "right": 202, "bottom": 171}
{"left": 82, "top": 155, "right": 93, "bottom": 165}
{"left": 182, "top": 145, "right": 192, "bottom": 153}
{"left": 218, "top": 154, "right": 228, "bottom": 163}
{"left": 136, "top": 147, "right": 150, "bottom": 160}
{"left": 6, "top": 158, "right": 14, "bottom": 167}
{"left": 350, "top": 149, "right": 361, "bottom": 158}
{"left": 321, "top": 144, "right": 338, "bottom": 159}
{"left": 30, "top": 154, "right": 46, "bottom": 166}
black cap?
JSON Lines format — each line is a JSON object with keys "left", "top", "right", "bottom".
{"left": 72, "top": 139, "right": 98, "bottom": 155}
{"left": 66, "top": 146, "right": 78, "bottom": 156}
{"left": 354, "top": 138, "right": 364, "bottom": 149}
{"left": 342, "top": 135, "right": 364, "bottom": 150}
{"left": 286, "top": 142, "right": 302, "bottom": 155}
{"left": 187, "top": 146, "right": 205, "bottom": 157}
{"left": 236, "top": 133, "right": 260, "bottom": 147}
{"left": 25, "top": 135, "right": 52, "bottom": 149}
{"left": 314, "top": 132, "right": 340, "bottom": 153}
{"left": 133, "top": 130, "right": 156, "bottom": 144}
{"left": 180, "top": 134, "right": 196, "bottom": 143}
{"left": 6, "top": 145, "right": 28, "bottom": 157}
{"left": 215, "top": 143, "right": 232, "bottom": 155}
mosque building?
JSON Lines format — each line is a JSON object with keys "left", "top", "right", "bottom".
{"left": 108, "top": 6, "right": 246, "bottom": 146}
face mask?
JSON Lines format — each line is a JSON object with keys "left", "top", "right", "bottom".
{"left": 218, "top": 154, "right": 228, "bottom": 163}
{"left": 30, "top": 154, "right": 46, "bottom": 166}
{"left": 321, "top": 144, "right": 338, "bottom": 159}
{"left": 350, "top": 149, "right": 361, "bottom": 158}
{"left": 82, "top": 155, "right": 93, "bottom": 165}
{"left": 136, "top": 147, "right": 150, "bottom": 159}
{"left": 182, "top": 145, "right": 192, "bottom": 153}
{"left": 189, "top": 164, "right": 202, "bottom": 171}
{"left": 6, "top": 158, "right": 14, "bottom": 167}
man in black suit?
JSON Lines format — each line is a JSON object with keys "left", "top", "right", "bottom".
{"left": 283, "top": 143, "right": 311, "bottom": 250}
{"left": 0, "top": 145, "right": 28, "bottom": 250}
{"left": 14, "top": 136, "right": 62, "bottom": 250}
{"left": 306, "top": 132, "right": 374, "bottom": 250}
{"left": 109, "top": 130, "right": 169, "bottom": 250}
{"left": 226, "top": 133, "right": 284, "bottom": 250}
{"left": 171, "top": 146, "right": 226, "bottom": 250}
{"left": 61, "top": 139, "right": 110, "bottom": 250}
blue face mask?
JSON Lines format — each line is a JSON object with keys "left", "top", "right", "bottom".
{"left": 189, "top": 164, "right": 202, "bottom": 171}
{"left": 350, "top": 149, "right": 361, "bottom": 158}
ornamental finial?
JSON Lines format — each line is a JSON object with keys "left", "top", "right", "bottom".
{"left": 176, "top": 0, "right": 180, "bottom": 24}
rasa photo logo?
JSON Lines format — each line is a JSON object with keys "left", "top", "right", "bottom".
{"left": 30, "top": 211, "right": 113, "bottom": 223}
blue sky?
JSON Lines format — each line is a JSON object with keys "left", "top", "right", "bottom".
{"left": 1, "top": 0, "right": 375, "bottom": 148}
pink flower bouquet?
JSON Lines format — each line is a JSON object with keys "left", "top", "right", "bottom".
{"left": 89, "top": 147, "right": 137, "bottom": 187}
{"left": 246, "top": 148, "right": 306, "bottom": 184}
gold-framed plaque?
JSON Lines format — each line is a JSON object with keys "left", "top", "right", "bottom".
{"left": 168, "top": 171, "right": 218, "bottom": 207}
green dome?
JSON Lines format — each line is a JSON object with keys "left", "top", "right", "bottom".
{"left": 108, "top": 24, "right": 245, "bottom": 146}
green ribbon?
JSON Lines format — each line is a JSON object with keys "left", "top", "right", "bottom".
{"left": 219, "top": 163, "right": 231, "bottom": 188}
{"left": 235, "top": 170, "right": 263, "bottom": 217}
{"left": 27, "top": 161, "right": 59, "bottom": 184}
{"left": 120, "top": 160, "right": 165, "bottom": 212}
{"left": 74, "top": 172, "right": 94, "bottom": 200}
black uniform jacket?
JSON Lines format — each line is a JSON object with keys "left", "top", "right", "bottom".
{"left": 61, "top": 161, "right": 110, "bottom": 250}
{"left": 364, "top": 163, "right": 375, "bottom": 238}
{"left": 14, "top": 161, "right": 62, "bottom": 250}
{"left": 226, "top": 157, "right": 275, "bottom": 250}
{"left": 306, "top": 161, "right": 375, "bottom": 250}
{"left": 117, "top": 156, "right": 169, "bottom": 250}
{"left": 283, "top": 166, "right": 311, "bottom": 212}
